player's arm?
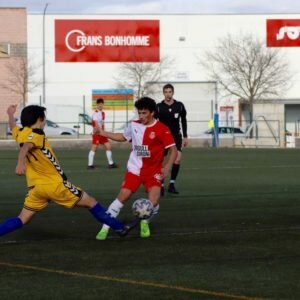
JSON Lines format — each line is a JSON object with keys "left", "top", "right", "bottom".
{"left": 154, "top": 104, "right": 160, "bottom": 119}
{"left": 7, "top": 104, "right": 17, "bottom": 131}
{"left": 162, "top": 145, "right": 177, "bottom": 179}
{"left": 98, "top": 127, "right": 126, "bottom": 142}
{"left": 181, "top": 104, "right": 188, "bottom": 147}
{"left": 16, "top": 142, "right": 34, "bottom": 175}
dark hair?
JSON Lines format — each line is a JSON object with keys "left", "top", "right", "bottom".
{"left": 135, "top": 97, "right": 157, "bottom": 113}
{"left": 21, "top": 105, "right": 46, "bottom": 127}
{"left": 163, "top": 83, "right": 174, "bottom": 92}
{"left": 96, "top": 98, "right": 104, "bottom": 104}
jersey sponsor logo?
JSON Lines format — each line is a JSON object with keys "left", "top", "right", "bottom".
{"left": 267, "top": 19, "right": 300, "bottom": 47}
{"left": 174, "top": 113, "right": 179, "bottom": 118}
{"left": 134, "top": 145, "right": 150, "bottom": 157}
{"left": 27, "top": 134, "right": 34, "bottom": 140}
{"left": 149, "top": 131, "right": 156, "bottom": 139}
{"left": 55, "top": 20, "right": 160, "bottom": 62}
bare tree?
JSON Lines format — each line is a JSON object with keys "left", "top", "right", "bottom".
{"left": 0, "top": 57, "right": 42, "bottom": 107}
{"left": 201, "top": 33, "right": 292, "bottom": 124}
{"left": 114, "top": 56, "right": 175, "bottom": 100}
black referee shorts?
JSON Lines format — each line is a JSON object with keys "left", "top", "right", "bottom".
{"left": 164, "top": 134, "right": 182, "bottom": 156}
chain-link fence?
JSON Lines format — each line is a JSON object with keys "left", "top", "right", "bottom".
{"left": 1, "top": 118, "right": 286, "bottom": 148}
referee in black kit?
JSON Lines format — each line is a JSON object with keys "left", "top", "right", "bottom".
{"left": 156, "top": 83, "right": 188, "bottom": 194}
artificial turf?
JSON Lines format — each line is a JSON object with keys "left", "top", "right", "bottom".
{"left": 0, "top": 148, "right": 299, "bottom": 299}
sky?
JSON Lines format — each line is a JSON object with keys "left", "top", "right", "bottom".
{"left": 1, "top": 0, "right": 300, "bottom": 14}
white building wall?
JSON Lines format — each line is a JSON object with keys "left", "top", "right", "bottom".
{"left": 26, "top": 14, "right": 300, "bottom": 133}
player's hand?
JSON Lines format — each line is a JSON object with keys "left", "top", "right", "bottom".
{"left": 7, "top": 104, "right": 17, "bottom": 116}
{"left": 15, "top": 163, "right": 26, "bottom": 175}
{"left": 183, "top": 137, "right": 188, "bottom": 147}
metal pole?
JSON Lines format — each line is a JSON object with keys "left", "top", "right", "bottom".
{"left": 42, "top": 3, "right": 49, "bottom": 104}
{"left": 213, "top": 81, "right": 219, "bottom": 147}
{"left": 83, "top": 95, "right": 86, "bottom": 134}
{"left": 214, "top": 81, "right": 218, "bottom": 112}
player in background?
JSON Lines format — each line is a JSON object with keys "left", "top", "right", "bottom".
{"left": 0, "top": 104, "right": 136, "bottom": 239}
{"left": 88, "top": 98, "right": 118, "bottom": 169}
{"left": 156, "top": 83, "right": 188, "bottom": 194}
{"left": 96, "top": 97, "right": 177, "bottom": 240}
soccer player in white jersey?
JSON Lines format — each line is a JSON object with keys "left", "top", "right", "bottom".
{"left": 96, "top": 97, "right": 177, "bottom": 239}
{"left": 87, "top": 98, "right": 117, "bottom": 169}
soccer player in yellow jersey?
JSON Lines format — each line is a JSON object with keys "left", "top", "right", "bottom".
{"left": 0, "top": 104, "right": 137, "bottom": 238}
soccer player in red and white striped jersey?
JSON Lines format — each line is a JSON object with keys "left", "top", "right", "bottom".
{"left": 87, "top": 98, "right": 117, "bottom": 169}
{"left": 96, "top": 97, "right": 177, "bottom": 240}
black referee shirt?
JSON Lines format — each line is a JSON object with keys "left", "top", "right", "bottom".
{"left": 156, "top": 100, "right": 187, "bottom": 138}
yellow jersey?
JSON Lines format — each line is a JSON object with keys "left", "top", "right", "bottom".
{"left": 12, "top": 126, "right": 67, "bottom": 187}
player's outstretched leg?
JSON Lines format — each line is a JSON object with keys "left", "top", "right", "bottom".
{"left": 89, "top": 202, "right": 139, "bottom": 237}
{"left": 96, "top": 199, "right": 124, "bottom": 240}
{"left": 0, "top": 217, "right": 23, "bottom": 237}
{"left": 90, "top": 203, "right": 124, "bottom": 233}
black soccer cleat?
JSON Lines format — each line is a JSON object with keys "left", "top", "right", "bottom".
{"left": 168, "top": 183, "right": 179, "bottom": 194}
{"left": 87, "top": 165, "right": 95, "bottom": 170}
{"left": 108, "top": 163, "right": 118, "bottom": 169}
{"left": 117, "top": 218, "right": 140, "bottom": 237}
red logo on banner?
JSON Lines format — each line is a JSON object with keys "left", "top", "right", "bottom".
{"left": 55, "top": 20, "right": 160, "bottom": 62}
{"left": 267, "top": 19, "right": 300, "bottom": 47}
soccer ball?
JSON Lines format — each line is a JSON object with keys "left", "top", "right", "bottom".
{"left": 132, "top": 198, "right": 154, "bottom": 219}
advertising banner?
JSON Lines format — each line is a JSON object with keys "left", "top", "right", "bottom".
{"left": 92, "top": 89, "right": 134, "bottom": 110}
{"left": 267, "top": 19, "right": 300, "bottom": 47}
{"left": 55, "top": 19, "right": 160, "bottom": 62}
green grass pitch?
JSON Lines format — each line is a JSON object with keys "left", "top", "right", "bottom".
{"left": 0, "top": 148, "right": 299, "bottom": 299}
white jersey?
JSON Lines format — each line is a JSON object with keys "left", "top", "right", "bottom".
{"left": 91, "top": 110, "right": 105, "bottom": 129}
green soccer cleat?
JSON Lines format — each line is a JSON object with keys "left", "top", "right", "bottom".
{"left": 140, "top": 220, "right": 151, "bottom": 238}
{"left": 96, "top": 228, "right": 109, "bottom": 240}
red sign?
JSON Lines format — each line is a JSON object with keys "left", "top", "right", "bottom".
{"left": 55, "top": 20, "right": 160, "bottom": 62}
{"left": 267, "top": 19, "right": 300, "bottom": 47}
{"left": 220, "top": 106, "right": 234, "bottom": 112}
